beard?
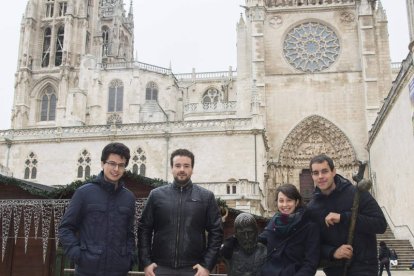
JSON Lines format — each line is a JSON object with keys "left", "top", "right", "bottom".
{"left": 174, "top": 174, "right": 190, "bottom": 186}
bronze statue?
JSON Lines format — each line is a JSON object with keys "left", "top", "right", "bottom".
{"left": 221, "top": 213, "right": 267, "bottom": 276}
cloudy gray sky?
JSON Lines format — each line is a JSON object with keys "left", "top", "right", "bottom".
{"left": 0, "top": 0, "right": 409, "bottom": 130}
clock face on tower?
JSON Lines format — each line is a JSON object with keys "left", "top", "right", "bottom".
{"left": 283, "top": 22, "right": 340, "bottom": 73}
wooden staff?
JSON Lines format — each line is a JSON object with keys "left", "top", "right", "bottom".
{"left": 343, "top": 161, "right": 372, "bottom": 276}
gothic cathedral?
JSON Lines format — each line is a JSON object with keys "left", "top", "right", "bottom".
{"left": 1, "top": 0, "right": 392, "bottom": 216}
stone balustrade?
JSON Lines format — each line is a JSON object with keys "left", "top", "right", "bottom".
{"left": 184, "top": 101, "right": 237, "bottom": 114}
{"left": 175, "top": 70, "right": 236, "bottom": 81}
{"left": 266, "top": 0, "right": 355, "bottom": 8}
{"left": 197, "top": 180, "right": 262, "bottom": 200}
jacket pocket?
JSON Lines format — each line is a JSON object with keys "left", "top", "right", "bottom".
{"left": 78, "top": 243, "right": 104, "bottom": 271}
{"left": 105, "top": 245, "right": 132, "bottom": 273}
{"left": 86, "top": 204, "right": 106, "bottom": 225}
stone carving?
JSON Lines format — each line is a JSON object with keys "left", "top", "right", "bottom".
{"left": 278, "top": 115, "right": 356, "bottom": 167}
{"left": 265, "top": 116, "right": 357, "bottom": 211}
{"left": 340, "top": 12, "right": 355, "bottom": 23}
{"left": 266, "top": 0, "right": 356, "bottom": 7}
{"left": 269, "top": 16, "right": 283, "bottom": 29}
{"left": 107, "top": 113, "right": 122, "bottom": 125}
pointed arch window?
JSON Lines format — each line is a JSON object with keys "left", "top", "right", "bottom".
{"left": 77, "top": 150, "right": 91, "bottom": 179}
{"left": 146, "top": 82, "right": 158, "bottom": 101}
{"left": 108, "top": 80, "right": 123, "bottom": 112}
{"left": 45, "top": 0, "right": 55, "bottom": 18}
{"left": 24, "top": 152, "right": 38, "bottom": 180}
{"left": 58, "top": 1, "right": 67, "bottom": 17}
{"left": 40, "top": 86, "right": 57, "bottom": 121}
{"left": 131, "top": 147, "right": 147, "bottom": 176}
{"left": 102, "top": 27, "right": 110, "bottom": 57}
{"left": 42, "top": 28, "right": 52, "bottom": 67}
{"left": 55, "top": 26, "right": 65, "bottom": 66}
{"left": 85, "top": 31, "right": 91, "bottom": 54}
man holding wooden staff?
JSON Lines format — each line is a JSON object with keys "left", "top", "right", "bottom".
{"left": 307, "top": 154, "right": 386, "bottom": 276}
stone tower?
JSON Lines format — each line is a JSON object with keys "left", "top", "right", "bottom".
{"left": 12, "top": 0, "right": 134, "bottom": 128}
{"left": 236, "top": 0, "right": 392, "bottom": 209}
{"left": 407, "top": 0, "right": 414, "bottom": 45}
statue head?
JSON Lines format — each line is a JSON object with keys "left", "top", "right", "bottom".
{"left": 234, "top": 213, "right": 258, "bottom": 255}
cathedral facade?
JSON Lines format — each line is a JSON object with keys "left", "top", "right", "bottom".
{"left": 0, "top": 0, "right": 392, "bottom": 216}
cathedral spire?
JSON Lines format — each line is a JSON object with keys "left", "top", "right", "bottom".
{"left": 359, "top": 0, "right": 373, "bottom": 16}
{"left": 375, "top": 0, "right": 387, "bottom": 21}
{"left": 238, "top": 13, "right": 246, "bottom": 28}
{"left": 407, "top": 0, "right": 414, "bottom": 44}
{"left": 128, "top": 0, "right": 133, "bottom": 18}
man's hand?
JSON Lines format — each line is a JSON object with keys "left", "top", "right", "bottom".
{"left": 144, "top": 263, "right": 157, "bottom": 276}
{"left": 324, "top": 212, "right": 341, "bottom": 227}
{"left": 193, "top": 264, "right": 210, "bottom": 276}
{"left": 333, "top": 244, "right": 353, "bottom": 260}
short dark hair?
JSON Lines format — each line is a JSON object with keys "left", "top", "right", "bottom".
{"left": 309, "top": 154, "right": 335, "bottom": 171}
{"left": 170, "top": 149, "right": 194, "bottom": 168}
{"left": 276, "top": 183, "right": 304, "bottom": 208}
{"left": 101, "top": 142, "right": 131, "bottom": 166}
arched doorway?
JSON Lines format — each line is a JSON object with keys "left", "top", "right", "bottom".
{"left": 266, "top": 115, "right": 359, "bottom": 212}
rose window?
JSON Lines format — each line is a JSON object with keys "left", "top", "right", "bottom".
{"left": 283, "top": 22, "right": 340, "bottom": 73}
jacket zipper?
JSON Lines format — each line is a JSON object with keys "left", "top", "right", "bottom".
{"left": 104, "top": 193, "right": 111, "bottom": 276}
{"left": 174, "top": 186, "right": 184, "bottom": 268}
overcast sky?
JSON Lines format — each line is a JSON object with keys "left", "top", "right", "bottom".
{"left": 0, "top": 0, "right": 409, "bottom": 130}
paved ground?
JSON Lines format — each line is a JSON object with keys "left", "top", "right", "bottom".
{"left": 315, "top": 269, "right": 414, "bottom": 275}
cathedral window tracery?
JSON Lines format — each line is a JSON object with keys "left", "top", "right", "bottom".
{"left": 283, "top": 22, "right": 340, "bottom": 73}
{"left": 108, "top": 79, "right": 123, "bottom": 112}
{"left": 40, "top": 86, "right": 57, "bottom": 121}
{"left": 202, "top": 87, "right": 223, "bottom": 109}
{"left": 102, "top": 27, "right": 111, "bottom": 57}
{"left": 41, "top": 28, "right": 52, "bottom": 67}
{"left": 55, "top": 26, "right": 65, "bottom": 66}
{"left": 131, "top": 147, "right": 147, "bottom": 176}
{"left": 77, "top": 150, "right": 91, "bottom": 179}
{"left": 24, "top": 152, "right": 38, "bottom": 180}
{"left": 145, "top": 82, "right": 158, "bottom": 101}
{"left": 58, "top": 1, "right": 67, "bottom": 17}
{"left": 45, "top": 0, "right": 55, "bottom": 18}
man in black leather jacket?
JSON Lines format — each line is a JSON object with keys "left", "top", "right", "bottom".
{"left": 138, "top": 149, "right": 223, "bottom": 276}
{"left": 307, "top": 154, "right": 387, "bottom": 276}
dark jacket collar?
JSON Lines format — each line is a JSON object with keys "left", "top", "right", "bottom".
{"left": 90, "top": 171, "right": 125, "bottom": 194}
{"left": 172, "top": 180, "right": 193, "bottom": 190}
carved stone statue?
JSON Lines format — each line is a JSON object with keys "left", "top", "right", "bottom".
{"left": 221, "top": 213, "right": 267, "bottom": 276}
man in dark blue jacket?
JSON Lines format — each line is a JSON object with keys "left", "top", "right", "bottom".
{"left": 138, "top": 148, "right": 223, "bottom": 276}
{"left": 59, "top": 142, "right": 136, "bottom": 276}
{"left": 307, "top": 154, "right": 387, "bottom": 276}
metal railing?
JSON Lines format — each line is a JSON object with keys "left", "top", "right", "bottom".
{"left": 64, "top": 269, "right": 226, "bottom": 275}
